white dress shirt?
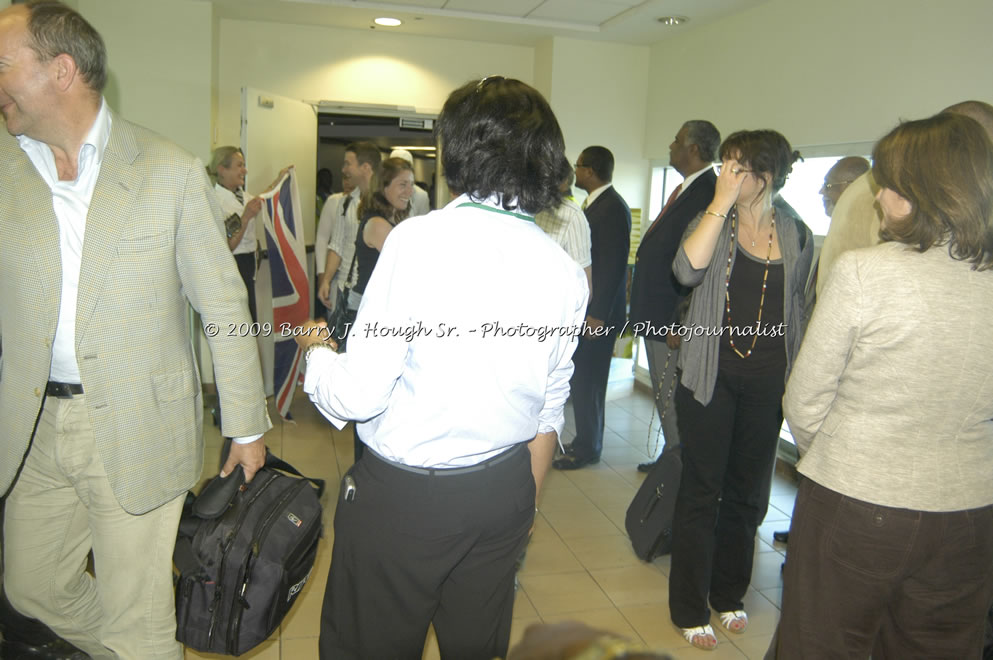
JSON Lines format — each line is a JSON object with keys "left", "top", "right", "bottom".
{"left": 213, "top": 183, "right": 256, "bottom": 255}
{"left": 18, "top": 100, "right": 112, "bottom": 383}
{"left": 315, "top": 192, "right": 346, "bottom": 275}
{"left": 582, "top": 183, "right": 612, "bottom": 209}
{"left": 534, "top": 198, "right": 592, "bottom": 268}
{"left": 328, "top": 187, "right": 362, "bottom": 292}
{"left": 304, "top": 194, "right": 589, "bottom": 468}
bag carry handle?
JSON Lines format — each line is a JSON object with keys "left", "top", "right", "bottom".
{"left": 192, "top": 448, "right": 325, "bottom": 520}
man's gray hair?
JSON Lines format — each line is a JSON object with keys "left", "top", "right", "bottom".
{"left": 683, "top": 120, "right": 721, "bottom": 163}
{"left": 24, "top": 0, "right": 107, "bottom": 93}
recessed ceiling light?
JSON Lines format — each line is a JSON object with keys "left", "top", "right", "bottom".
{"left": 656, "top": 16, "right": 689, "bottom": 26}
{"left": 374, "top": 17, "right": 402, "bottom": 27}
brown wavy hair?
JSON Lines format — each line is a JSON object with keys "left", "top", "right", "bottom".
{"left": 358, "top": 157, "right": 414, "bottom": 224}
{"left": 719, "top": 130, "right": 801, "bottom": 199}
{"left": 872, "top": 113, "right": 993, "bottom": 270}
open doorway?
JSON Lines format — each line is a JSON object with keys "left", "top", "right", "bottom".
{"left": 317, "top": 112, "right": 438, "bottom": 209}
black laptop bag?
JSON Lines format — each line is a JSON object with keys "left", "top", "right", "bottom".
{"left": 174, "top": 452, "right": 324, "bottom": 656}
{"left": 625, "top": 445, "right": 681, "bottom": 561}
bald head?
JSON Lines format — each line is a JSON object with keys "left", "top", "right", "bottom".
{"left": 942, "top": 100, "right": 993, "bottom": 141}
{"left": 821, "top": 156, "right": 870, "bottom": 216}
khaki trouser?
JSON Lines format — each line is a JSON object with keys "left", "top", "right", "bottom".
{"left": 4, "top": 394, "right": 184, "bottom": 660}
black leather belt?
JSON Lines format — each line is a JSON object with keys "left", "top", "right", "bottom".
{"left": 367, "top": 442, "right": 526, "bottom": 477}
{"left": 46, "top": 381, "right": 84, "bottom": 398}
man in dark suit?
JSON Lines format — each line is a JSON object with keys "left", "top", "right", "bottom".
{"left": 631, "top": 121, "right": 720, "bottom": 473}
{"left": 554, "top": 146, "right": 631, "bottom": 470}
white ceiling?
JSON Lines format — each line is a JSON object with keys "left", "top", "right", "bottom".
{"left": 208, "top": 0, "right": 768, "bottom": 47}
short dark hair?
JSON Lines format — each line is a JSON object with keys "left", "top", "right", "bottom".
{"left": 719, "top": 130, "right": 800, "bottom": 197}
{"left": 683, "top": 120, "right": 720, "bottom": 163}
{"left": 873, "top": 113, "right": 993, "bottom": 270}
{"left": 345, "top": 141, "right": 382, "bottom": 170}
{"left": 436, "top": 76, "right": 566, "bottom": 215}
{"left": 24, "top": 0, "right": 107, "bottom": 93}
{"left": 579, "top": 146, "right": 614, "bottom": 183}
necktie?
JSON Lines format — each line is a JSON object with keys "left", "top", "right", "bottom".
{"left": 644, "top": 183, "right": 682, "bottom": 237}
{"left": 234, "top": 188, "right": 245, "bottom": 205}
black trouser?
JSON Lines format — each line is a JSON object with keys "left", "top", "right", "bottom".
{"left": 319, "top": 443, "right": 535, "bottom": 660}
{"left": 568, "top": 330, "right": 618, "bottom": 458}
{"left": 233, "top": 252, "right": 257, "bottom": 323}
{"left": 668, "top": 367, "right": 784, "bottom": 627}
{"left": 770, "top": 478, "right": 993, "bottom": 659}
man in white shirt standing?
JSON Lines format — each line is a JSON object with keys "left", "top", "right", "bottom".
{"left": 296, "top": 76, "right": 588, "bottom": 660}
{"left": 314, "top": 175, "right": 355, "bottom": 314}
{"left": 0, "top": 3, "right": 270, "bottom": 658}
{"left": 317, "top": 141, "right": 380, "bottom": 320}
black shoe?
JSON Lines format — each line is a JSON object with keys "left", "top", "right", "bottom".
{"left": 637, "top": 461, "right": 656, "bottom": 473}
{"left": 0, "top": 638, "right": 89, "bottom": 659}
{"left": 773, "top": 530, "right": 790, "bottom": 544}
{"left": 552, "top": 452, "right": 600, "bottom": 470}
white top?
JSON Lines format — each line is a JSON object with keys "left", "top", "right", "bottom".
{"left": 410, "top": 184, "right": 431, "bottom": 219}
{"left": 583, "top": 182, "right": 612, "bottom": 209}
{"left": 213, "top": 183, "right": 256, "bottom": 254}
{"left": 18, "top": 100, "right": 112, "bottom": 383}
{"left": 315, "top": 191, "right": 346, "bottom": 275}
{"left": 676, "top": 165, "right": 713, "bottom": 199}
{"left": 328, "top": 187, "right": 362, "bottom": 292}
{"left": 304, "top": 194, "right": 589, "bottom": 468}
{"left": 534, "top": 198, "right": 592, "bottom": 268}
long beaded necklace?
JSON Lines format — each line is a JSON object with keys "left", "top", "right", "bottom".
{"left": 724, "top": 206, "right": 775, "bottom": 359}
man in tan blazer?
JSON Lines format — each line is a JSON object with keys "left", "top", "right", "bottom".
{"left": 0, "top": 3, "right": 270, "bottom": 658}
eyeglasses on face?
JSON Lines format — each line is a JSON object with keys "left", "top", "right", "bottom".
{"left": 715, "top": 164, "right": 754, "bottom": 175}
{"left": 821, "top": 180, "right": 854, "bottom": 190}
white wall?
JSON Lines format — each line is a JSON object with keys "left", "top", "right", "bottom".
{"left": 645, "top": 0, "right": 993, "bottom": 158}
{"left": 79, "top": 0, "right": 214, "bottom": 163}
{"left": 540, "top": 37, "right": 651, "bottom": 213}
{"left": 215, "top": 19, "right": 534, "bottom": 149}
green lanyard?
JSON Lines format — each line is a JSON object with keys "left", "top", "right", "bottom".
{"left": 457, "top": 202, "right": 535, "bottom": 223}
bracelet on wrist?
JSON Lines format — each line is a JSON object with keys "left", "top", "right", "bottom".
{"left": 704, "top": 210, "right": 727, "bottom": 220}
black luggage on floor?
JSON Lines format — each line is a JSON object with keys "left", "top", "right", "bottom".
{"left": 625, "top": 445, "right": 681, "bottom": 560}
{"left": 174, "top": 452, "right": 324, "bottom": 656}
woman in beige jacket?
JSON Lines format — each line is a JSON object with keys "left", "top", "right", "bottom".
{"left": 771, "top": 112, "right": 993, "bottom": 658}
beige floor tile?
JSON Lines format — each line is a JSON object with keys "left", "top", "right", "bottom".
{"left": 541, "top": 608, "right": 642, "bottom": 643}
{"left": 513, "top": 588, "right": 539, "bottom": 619}
{"left": 732, "top": 632, "right": 776, "bottom": 660}
{"left": 541, "top": 505, "right": 623, "bottom": 539}
{"left": 519, "top": 571, "right": 614, "bottom": 616}
{"left": 560, "top": 466, "right": 634, "bottom": 492}
{"left": 582, "top": 484, "right": 639, "bottom": 511}
{"left": 767, "top": 494, "right": 797, "bottom": 519}
{"left": 280, "top": 636, "right": 318, "bottom": 659}
{"left": 536, "top": 485, "right": 596, "bottom": 512}
{"left": 589, "top": 563, "right": 669, "bottom": 607}
{"left": 749, "top": 551, "right": 787, "bottom": 592}
{"left": 508, "top": 617, "right": 544, "bottom": 654}
{"left": 661, "top": 641, "right": 749, "bottom": 658}
{"left": 562, "top": 533, "right": 642, "bottom": 570}
{"left": 518, "top": 533, "right": 585, "bottom": 576}
{"left": 759, "top": 587, "right": 782, "bottom": 609}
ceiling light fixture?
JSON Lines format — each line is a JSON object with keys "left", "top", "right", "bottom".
{"left": 656, "top": 16, "right": 689, "bottom": 26}
{"left": 374, "top": 17, "right": 403, "bottom": 27}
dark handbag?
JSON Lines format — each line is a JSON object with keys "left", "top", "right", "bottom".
{"left": 326, "top": 248, "right": 359, "bottom": 352}
{"left": 174, "top": 451, "right": 325, "bottom": 656}
{"left": 625, "top": 445, "right": 682, "bottom": 560}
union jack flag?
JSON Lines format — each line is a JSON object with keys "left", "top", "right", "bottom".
{"left": 260, "top": 169, "right": 310, "bottom": 418}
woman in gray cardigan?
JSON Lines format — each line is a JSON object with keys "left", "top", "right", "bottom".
{"left": 769, "top": 113, "right": 993, "bottom": 658}
{"left": 667, "top": 130, "right": 812, "bottom": 650}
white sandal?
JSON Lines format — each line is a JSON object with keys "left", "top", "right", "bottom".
{"left": 717, "top": 609, "right": 748, "bottom": 634}
{"left": 680, "top": 624, "right": 718, "bottom": 650}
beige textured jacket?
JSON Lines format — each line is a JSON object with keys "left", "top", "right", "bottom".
{"left": 785, "top": 241, "right": 993, "bottom": 512}
{"left": 0, "top": 113, "right": 271, "bottom": 514}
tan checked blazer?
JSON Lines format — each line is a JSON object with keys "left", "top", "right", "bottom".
{"left": 0, "top": 113, "right": 271, "bottom": 514}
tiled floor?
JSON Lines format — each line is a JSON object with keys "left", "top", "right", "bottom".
{"left": 186, "top": 361, "right": 797, "bottom": 659}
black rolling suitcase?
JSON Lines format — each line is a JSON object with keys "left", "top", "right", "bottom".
{"left": 625, "top": 445, "right": 681, "bottom": 560}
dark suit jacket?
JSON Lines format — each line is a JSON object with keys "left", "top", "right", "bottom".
{"left": 629, "top": 169, "right": 716, "bottom": 333}
{"left": 584, "top": 185, "right": 631, "bottom": 329}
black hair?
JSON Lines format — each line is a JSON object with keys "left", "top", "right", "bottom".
{"left": 435, "top": 76, "right": 566, "bottom": 215}
{"left": 579, "top": 146, "right": 614, "bottom": 183}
